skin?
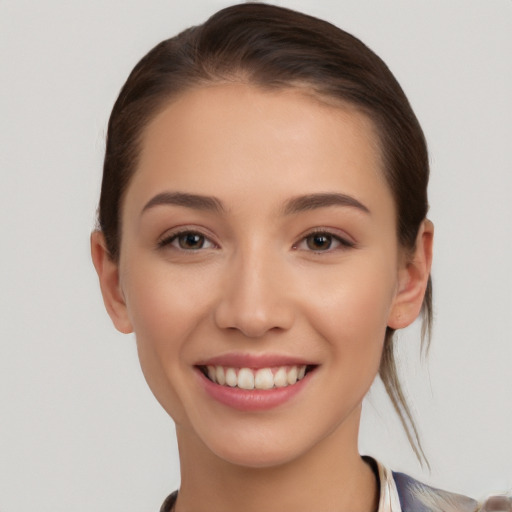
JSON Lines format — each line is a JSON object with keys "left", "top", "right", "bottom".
{"left": 92, "top": 83, "right": 433, "bottom": 512}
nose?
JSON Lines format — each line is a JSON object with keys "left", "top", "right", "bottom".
{"left": 214, "top": 246, "right": 295, "bottom": 338}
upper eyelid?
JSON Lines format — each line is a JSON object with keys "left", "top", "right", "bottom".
{"left": 296, "top": 227, "right": 355, "bottom": 245}
{"left": 292, "top": 235, "right": 354, "bottom": 254}
{"left": 157, "top": 227, "right": 219, "bottom": 248}
{"left": 156, "top": 226, "right": 355, "bottom": 249}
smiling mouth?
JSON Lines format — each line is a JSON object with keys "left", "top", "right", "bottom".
{"left": 198, "top": 364, "right": 316, "bottom": 390}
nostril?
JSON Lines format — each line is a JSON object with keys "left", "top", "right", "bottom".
{"left": 213, "top": 273, "right": 295, "bottom": 336}
{"left": 214, "top": 305, "right": 294, "bottom": 338}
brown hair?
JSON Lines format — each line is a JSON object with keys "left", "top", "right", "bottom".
{"left": 98, "top": 2, "right": 432, "bottom": 466}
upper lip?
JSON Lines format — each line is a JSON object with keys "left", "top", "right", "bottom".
{"left": 195, "top": 353, "right": 315, "bottom": 369}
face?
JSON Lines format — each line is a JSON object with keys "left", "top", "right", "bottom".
{"left": 99, "top": 83, "right": 420, "bottom": 468}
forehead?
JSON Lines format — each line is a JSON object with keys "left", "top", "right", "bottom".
{"left": 125, "top": 83, "right": 393, "bottom": 219}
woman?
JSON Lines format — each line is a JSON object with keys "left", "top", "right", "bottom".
{"left": 91, "top": 3, "right": 503, "bottom": 511}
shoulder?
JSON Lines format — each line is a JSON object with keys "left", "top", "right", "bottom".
{"left": 393, "top": 471, "right": 478, "bottom": 512}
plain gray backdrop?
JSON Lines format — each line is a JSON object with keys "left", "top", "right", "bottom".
{"left": 1, "top": 1, "right": 511, "bottom": 510}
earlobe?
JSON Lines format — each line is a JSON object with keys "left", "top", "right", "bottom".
{"left": 90, "top": 231, "right": 133, "bottom": 334}
{"left": 388, "top": 220, "right": 434, "bottom": 330}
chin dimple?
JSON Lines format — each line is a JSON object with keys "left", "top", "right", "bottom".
{"left": 201, "top": 364, "right": 310, "bottom": 390}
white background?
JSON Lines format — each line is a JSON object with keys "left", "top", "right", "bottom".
{"left": 0, "top": 1, "right": 510, "bottom": 510}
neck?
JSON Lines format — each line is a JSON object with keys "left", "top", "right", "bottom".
{"left": 174, "top": 407, "right": 378, "bottom": 512}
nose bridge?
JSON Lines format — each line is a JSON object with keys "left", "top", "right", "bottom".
{"left": 214, "top": 240, "right": 293, "bottom": 337}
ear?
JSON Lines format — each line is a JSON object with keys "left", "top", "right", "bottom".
{"left": 90, "top": 231, "right": 133, "bottom": 334}
{"left": 387, "top": 220, "right": 434, "bottom": 330}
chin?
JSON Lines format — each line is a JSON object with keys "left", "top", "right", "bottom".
{"left": 196, "top": 420, "right": 327, "bottom": 470}
{"left": 211, "top": 441, "right": 305, "bottom": 469}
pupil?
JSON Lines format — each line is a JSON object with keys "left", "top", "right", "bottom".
{"left": 308, "top": 234, "right": 331, "bottom": 250}
{"left": 180, "top": 233, "right": 203, "bottom": 249}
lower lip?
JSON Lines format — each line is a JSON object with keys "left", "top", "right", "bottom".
{"left": 196, "top": 368, "right": 313, "bottom": 412}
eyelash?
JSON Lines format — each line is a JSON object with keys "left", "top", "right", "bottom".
{"left": 157, "top": 229, "right": 355, "bottom": 253}
{"left": 157, "top": 229, "right": 217, "bottom": 251}
{"left": 293, "top": 229, "right": 355, "bottom": 253}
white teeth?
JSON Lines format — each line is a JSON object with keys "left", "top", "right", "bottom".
{"left": 225, "top": 367, "right": 237, "bottom": 387}
{"left": 215, "top": 366, "right": 226, "bottom": 386}
{"left": 287, "top": 366, "right": 298, "bottom": 385}
{"left": 204, "top": 364, "right": 309, "bottom": 389}
{"left": 207, "top": 365, "right": 216, "bottom": 382}
{"left": 254, "top": 368, "right": 274, "bottom": 390}
{"left": 274, "top": 367, "right": 288, "bottom": 388}
{"left": 237, "top": 368, "right": 255, "bottom": 390}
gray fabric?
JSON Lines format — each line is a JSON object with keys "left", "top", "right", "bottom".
{"left": 393, "top": 472, "right": 477, "bottom": 512}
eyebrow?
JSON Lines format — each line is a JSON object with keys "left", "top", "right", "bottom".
{"left": 282, "top": 193, "right": 370, "bottom": 215}
{"left": 141, "top": 192, "right": 224, "bottom": 216}
{"left": 140, "top": 191, "right": 370, "bottom": 217}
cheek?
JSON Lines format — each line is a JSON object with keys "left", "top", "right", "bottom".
{"left": 121, "top": 259, "right": 218, "bottom": 421}
{"left": 124, "top": 257, "right": 217, "bottom": 343}
{"left": 300, "top": 255, "right": 397, "bottom": 365}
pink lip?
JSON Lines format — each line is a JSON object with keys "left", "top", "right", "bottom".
{"left": 195, "top": 365, "right": 315, "bottom": 412}
{"left": 196, "top": 352, "right": 313, "bottom": 369}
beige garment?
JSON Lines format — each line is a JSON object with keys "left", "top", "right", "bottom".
{"left": 375, "top": 459, "right": 402, "bottom": 512}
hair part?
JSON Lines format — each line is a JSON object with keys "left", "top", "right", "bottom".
{"left": 98, "top": 2, "right": 433, "bottom": 466}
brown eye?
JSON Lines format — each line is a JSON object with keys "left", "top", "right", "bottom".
{"left": 293, "top": 230, "right": 354, "bottom": 253}
{"left": 158, "top": 230, "right": 215, "bottom": 251}
{"left": 306, "top": 233, "right": 333, "bottom": 251}
{"left": 177, "top": 232, "right": 205, "bottom": 249}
